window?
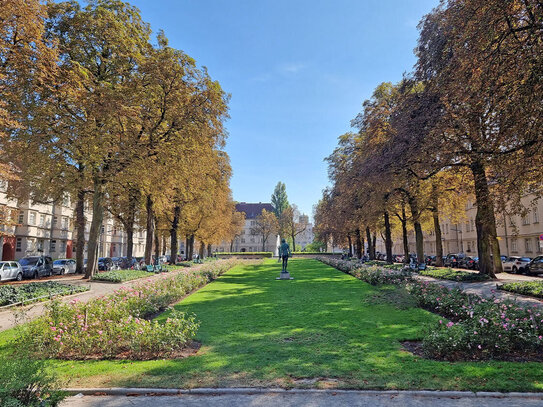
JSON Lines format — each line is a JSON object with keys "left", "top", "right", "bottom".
{"left": 100, "top": 225, "right": 105, "bottom": 234}
{"left": 511, "top": 239, "right": 518, "bottom": 252}
{"left": 62, "top": 193, "right": 70, "bottom": 207}
{"left": 62, "top": 217, "right": 68, "bottom": 230}
{"left": 112, "top": 244, "right": 116, "bottom": 253}
{"left": 525, "top": 238, "right": 532, "bottom": 253}
{"left": 470, "top": 220, "right": 475, "bottom": 231}
{"left": 60, "top": 240, "right": 66, "bottom": 253}
{"left": 50, "top": 240, "right": 56, "bottom": 252}
{"left": 538, "top": 239, "right": 543, "bottom": 253}
{"left": 534, "top": 208, "right": 539, "bottom": 224}
{"left": 39, "top": 214, "right": 45, "bottom": 227}
{"left": 18, "top": 212, "right": 24, "bottom": 224}
{"left": 467, "top": 241, "right": 472, "bottom": 252}
{"left": 465, "top": 221, "right": 470, "bottom": 232}
{"left": 16, "top": 238, "right": 22, "bottom": 252}
{"left": 241, "top": 238, "right": 245, "bottom": 243}
{"left": 522, "top": 215, "right": 530, "bottom": 226}
{"left": 37, "top": 239, "right": 44, "bottom": 252}
{"left": 29, "top": 212, "right": 36, "bottom": 225}
{"left": 53, "top": 216, "right": 57, "bottom": 226}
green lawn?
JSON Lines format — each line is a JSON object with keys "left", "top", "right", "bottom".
{"left": 1, "top": 258, "right": 543, "bottom": 391}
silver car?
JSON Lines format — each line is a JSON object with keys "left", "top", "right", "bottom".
{"left": 0, "top": 261, "right": 23, "bottom": 282}
{"left": 53, "top": 259, "right": 77, "bottom": 275}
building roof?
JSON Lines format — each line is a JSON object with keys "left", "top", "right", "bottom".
{"left": 236, "top": 202, "right": 274, "bottom": 219}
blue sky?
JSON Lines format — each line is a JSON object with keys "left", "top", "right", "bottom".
{"left": 128, "top": 0, "right": 440, "bottom": 218}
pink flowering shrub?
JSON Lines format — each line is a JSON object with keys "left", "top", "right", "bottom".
{"left": 18, "top": 259, "right": 238, "bottom": 360}
{"left": 409, "top": 281, "right": 543, "bottom": 359}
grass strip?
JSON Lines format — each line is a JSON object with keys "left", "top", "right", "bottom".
{"left": 498, "top": 281, "right": 543, "bottom": 299}
{"left": 92, "top": 269, "right": 152, "bottom": 283}
{"left": 0, "top": 282, "right": 88, "bottom": 306}
{"left": 419, "top": 267, "right": 490, "bottom": 282}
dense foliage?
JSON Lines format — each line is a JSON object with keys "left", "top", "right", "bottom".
{"left": 418, "top": 268, "right": 490, "bottom": 282}
{"left": 91, "top": 269, "right": 153, "bottom": 283}
{"left": 0, "top": 282, "right": 89, "bottom": 307}
{"left": 499, "top": 281, "right": 543, "bottom": 299}
{"left": 17, "top": 260, "right": 238, "bottom": 359}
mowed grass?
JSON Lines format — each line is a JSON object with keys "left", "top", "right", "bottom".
{"left": 1, "top": 258, "right": 543, "bottom": 391}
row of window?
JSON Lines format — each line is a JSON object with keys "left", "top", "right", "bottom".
{"left": 19, "top": 211, "right": 70, "bottom": 230}
{"left": 15, "top": 237, "right": 67, "bottom": 253}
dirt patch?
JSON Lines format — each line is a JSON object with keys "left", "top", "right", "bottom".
{"left": 290, "top": 377, "right": 340, "bottom": 388}
{"left": 401, "top": 340, "right": 543, "bottom": 362}
{"left": 55, "top": 340, "right": 202, "bottom": 361}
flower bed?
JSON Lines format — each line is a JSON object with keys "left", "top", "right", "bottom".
{"left": 92, "top": 269, "right": 152, "bottom": 283}
{"left": 498, "top": 281, "right": 543, "bottom": 299}
{"left": 316, "top": 257, "right": 413, "bottom": 285}
{"left": 0, "top": 282, "right": 89, "bottom": 307}
{"left": 419, "top": 267, "right": 490, "bottom": 282}
{"left": 17, "top": 259, "right": 238, "bottom": 360}
{"left": 408, "top": 281, "right": 543, "bottom": 359}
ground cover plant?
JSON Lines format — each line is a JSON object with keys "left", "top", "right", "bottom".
{"left": 2, "top": 258, "right": 542, "bottom": 391}
{"left": 92, "top": 269, "right": 152, "bottom": 283}
{"left": 498, "top": 281, "right": 543, "bottom": 299}
{"left": 14, "top": 260, "right": 238, "bottom": 360}
{"left": 418, "top": 268, "right": 490, "bottom": 282}
{"left": 0, "top": 282, "right": 89, "bottom": 307}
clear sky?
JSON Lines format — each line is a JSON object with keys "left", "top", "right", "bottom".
{"left": 128, "top": 0, "right": 440, "bottom": 218}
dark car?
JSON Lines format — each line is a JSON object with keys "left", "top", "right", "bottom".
{"left": 525, "top": 256, "right": 543, "bottom": 276}
{"left": 19, "top": 256, "right": 53, "bottom": 279}
{"left": 444, "top": 253, "right": 465, "bottom": 268}
{"left": 458, "top": 256, "right": 477, "bottom": 270}
{"left": 425, "top": 256, "right": 436, "bottom": 265}
{"left": 118, "top": 257, "right": 140, "bottom": 270}
{"left": 97, "top": 257, "right": 114, "bottom": 272}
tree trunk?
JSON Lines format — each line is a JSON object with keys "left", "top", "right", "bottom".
{"left": 291, "top": 233, "right": 296, "bottom": 252}
{"left": 125, "top": 189, "right": 138, "bottom": 263}
{"left": 75, "top": 188, "right": 86, "bottom": 274}
{"left": 384, "top": 211, "right": 393, "bottom": 263}
{"left": 126, "top": 224, "right": 134, "bottom": 263}
{"left": 161, "top": 234, "right": 166, "bottom": 256}
{"left": 372, "top": 234, "right": 376, "bottom": 259}
{"left": 187, "top": 234, "right": 194, "bottom": 260}
{"left": 347, "top": 234, "right": 353, "bottom": 257}
{"left": 154, "top": 217, "right": 160, "bottom": 264}
{"left": 170, "top": 205, "right": 180, "bottom": 265}
{"left": 401, "top": 204, "right": 409, "bottom": 264}
{"left": 230, "top": 239, "right": 234, "bottom": 252}
{"left": 471, "top": 160, "right": 499, "bottom": 278}
{"left": 85, "top": 176, "right": 104, "bottom": 279}
{"left": 355, "top": 230, "right": 363, "bottom": 259}
{"left": 207, "top": 244, "right": 212, "bottom": 257}
{"left": 366, "top": 227, "right": 374, "bottom": 260}
{"left": 144, "top": 194, "right": 154, "bottom": 265}
{"left": 408, "top": 195, "right": 424, "bottom": 264}
{"left": 432, "top": 196, "right": 443, "bottom": 267}
{"left": 199, "top": 241, "right": 205, "bottom": 259}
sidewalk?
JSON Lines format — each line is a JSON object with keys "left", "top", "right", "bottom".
{"left": 0, "top": 266, "right": 198, "bottom": 332}
{"left": 60, "top": 389, "right": 543, "bottom": 407}
{"left": 414, "top": 271, "right": 543, "bottom": 308}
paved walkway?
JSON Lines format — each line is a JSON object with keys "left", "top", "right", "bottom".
{"left": 0, "top": 266, "right": 198, "bottom": 332}
{"left": 60, "top": 390, "right": 543, "bottom": 407}
{"left": 414, "top": 271, "right": 543, "bottom": 308}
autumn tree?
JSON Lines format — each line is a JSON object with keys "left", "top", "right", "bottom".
{"left": 252, "top": 209, "right": 278, "bottom": 251}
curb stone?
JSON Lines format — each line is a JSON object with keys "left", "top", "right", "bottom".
{"left": 62, "top": 388, "right": 543, "bottom": 399}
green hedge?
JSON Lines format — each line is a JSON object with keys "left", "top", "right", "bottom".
{"left": 0, "top": 282, "right": 89, "bottom": 307}
{"left": 216, "top": 252, "right": 273, "bottom": 257}
{"left": 92, "top": 269, "right": 152, "bottom": 283}
{"left": 292, "top": 252, "right": 338, "bottom": 255}
{"left": 498, "top": 281, "right": 543, "bottom": 299}
{"left": 419, "top": 268, "right": 490, "bottom": 282}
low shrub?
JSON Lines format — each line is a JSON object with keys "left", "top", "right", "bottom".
{"left": 316, "top": 257, "right": 413, "bottom": 285}
{"left": 0, "top": 356, "right": 65, "bottom": 406}
{"left": 92, "top": 269, "right": 151, "bottom": 283}
{"left": 419, "top": 268, "right": 490, "bottom": 282}
{"left": 409, "top": 281, "right": 543, "bottom": 359}
{"left": 0, "top": 282, "right": 89, "bottom": 307}
{"left": 498, "top": 281, "right": 543, "bottom": 299}
{"left": 217, "top": 252, "right": 272, "bottom": 257}
{"left": 17, "top": 259, "right": 238, "bottom": 360}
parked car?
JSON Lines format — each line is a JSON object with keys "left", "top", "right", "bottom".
{"left": 117, "top": 257, "right": 140, "bottom": 270}
{"left": 52, "top": 259, "right": 76, "bottom": 275}
{"left": 97, "top": 257, "right": 114, "bottom": 272}
{"left": 444, "top": 253, "right": 465, "bottom": 268}
{"left": 502, "top": 256, "right": 531, "bottom": 274}
{"left": 425, "top": 255, "right": 436, "bottom": 265}
{"left": 19, "top": 256, "right": 53, "bottom": 279}
{"left": 525, "top": 256, "right": 543, "bottom": 276}
{"left": 458, "top": 256, "right": 478, "bottom": 270}
{"left": 0, "top": 261, "right": 23, "bottom": 282}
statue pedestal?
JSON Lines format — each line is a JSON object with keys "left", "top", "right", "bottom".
{"left": 276, "top": 271, "right": 293, "bottom": 280}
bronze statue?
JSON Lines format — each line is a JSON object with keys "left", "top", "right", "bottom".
{"left": 278, "top": 238, "right": 291, "bottom": 272}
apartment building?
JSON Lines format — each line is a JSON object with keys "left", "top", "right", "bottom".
{"left": 375, "top": 194, "right": 543, "bottom": 258}
{"left": 0, "top": 182, "right": 146, "bottom": 261}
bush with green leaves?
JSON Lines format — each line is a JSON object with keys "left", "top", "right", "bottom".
{"left": 92, "top": 269, "right": 150, "bottom": 283}
{"left": 0, "top": 356, "right": 65, "bottom": 406}
{"left": 0, "top": 282, "right": 89, "bottom": 307}
{"left": 316, "top": 257, "right": 413, "bottom": 285}
{"left": 18, "top": 259, "right": 238, "bottom": 360}
{"left": 498, "top": 281, "right": 543, "bottom": 299}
